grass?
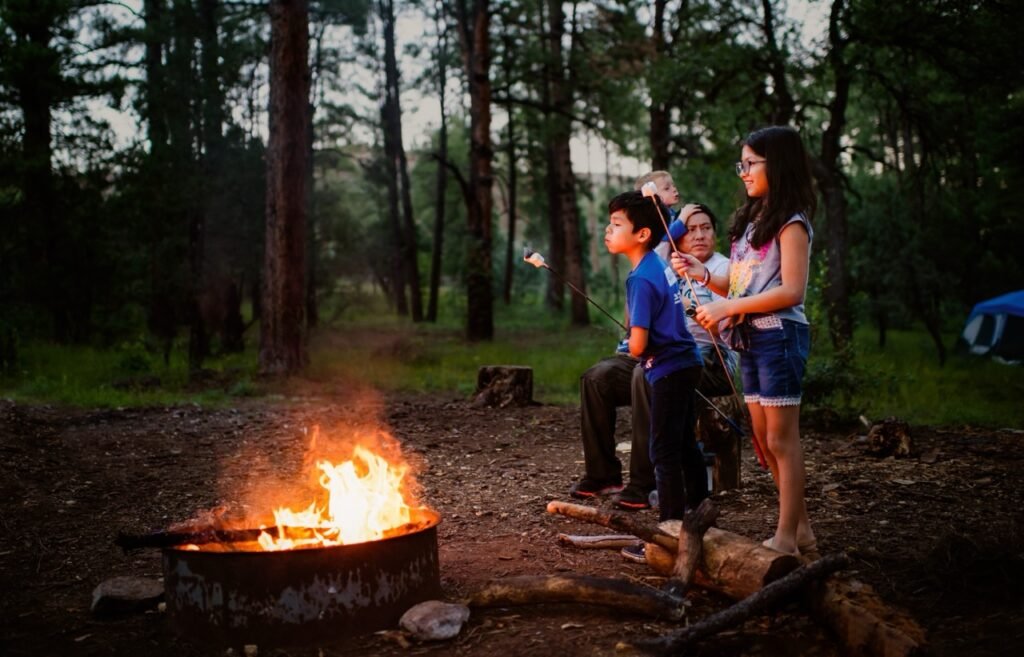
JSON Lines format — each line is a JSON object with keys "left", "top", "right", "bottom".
{"left": 0, "top": 340, "right": 258, "bottom": 407}
{"left": 833, "top": 328, "right": 1024, "bottom": 428}
{"left": 2, "top": 301, "right": 1022, "bottom": 429}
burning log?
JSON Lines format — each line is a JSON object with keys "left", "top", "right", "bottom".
{"left": 468, "top": 574, "right": 686, "bottom": 621}
{"left": 472, "top": 366, "right": 534, "bottom": 407}
{"left": 619, "top": 553, "right": 851, "bottom": 655}
{"left": 547, "top": 501, "right": 799, "bottom": 600}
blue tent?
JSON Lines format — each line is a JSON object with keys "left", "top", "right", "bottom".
{"left": 960, "top": 290, "right": 1024, "bottom": 363}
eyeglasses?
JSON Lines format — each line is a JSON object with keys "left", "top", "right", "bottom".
{"left": 735, "top": 159, "right": 766, "bottom": 175}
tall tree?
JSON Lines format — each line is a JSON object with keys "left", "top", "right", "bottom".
{"left": 427, "top": 0, "right": 450, "bottom": 322}
{"left": 261, "top": 0, "right": 311, "bottom": 373}
{"left": 544, "top": 0, "right": 587, "bottom": 325}
{"left": 454, "top": 0, "right": 494, "bottom": 340}
{"left": 379, "top": 0, "right": 423, "bottom": 320}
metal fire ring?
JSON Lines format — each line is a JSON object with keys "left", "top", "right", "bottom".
{"left": 162, "top": 510, "right": 441, "bottom": 648}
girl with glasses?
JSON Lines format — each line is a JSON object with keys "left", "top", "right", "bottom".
{"left": 670, "top": 125, "right": 818, "bottom": 558}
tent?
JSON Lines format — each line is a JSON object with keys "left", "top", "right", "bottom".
{"left": 959, "top": 290, "right": 1024, "bottom": 363}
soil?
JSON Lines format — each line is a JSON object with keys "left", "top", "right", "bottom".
{"left": 1, "top": 382, "right": 1022, "bottom": 657}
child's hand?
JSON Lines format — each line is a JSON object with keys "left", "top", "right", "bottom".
{"left": 694, "top": 300, "right": 732, "bottom": 329}
{"left": 670, "top": 251, "right": 702, "bottom": 278}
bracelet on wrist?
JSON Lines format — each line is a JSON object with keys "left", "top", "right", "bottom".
{"left": 701, "top": 267, "right": 711, "bottom": 285}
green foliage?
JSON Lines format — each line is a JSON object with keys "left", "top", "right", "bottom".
{"left": 0, "top": 341, "right": 259, "bottom": 408}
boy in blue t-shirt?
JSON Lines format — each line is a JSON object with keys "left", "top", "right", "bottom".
{"left": 604, "top": 190, "right": 707, "bottom": 521}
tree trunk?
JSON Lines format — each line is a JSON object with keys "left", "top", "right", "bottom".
{"left": 811, "top": 0, "right": 853, "bottom": 352}
{"left": 455, "top": 0, "right": 494, "bottom": 341}
{"left": 260, "top": 0, "right": 310, "bottom": 375}
{"left": 545, "top": 0, "right": 586, "bottom": 325}
{"left": 648, "top": 0, "right": 670, "bottom": 170}
{"left": 501, "top": 29, "right": 517, "bottom": 306}
{"left": 426, "top": 2, "right": 448, "bottom": 323}
{"left": 760, "top": 0, "right": 796, "bottom": 124}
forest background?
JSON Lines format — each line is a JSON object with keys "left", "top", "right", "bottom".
{"left": 1, "top": 0, "right": 1022, "bottom": 427}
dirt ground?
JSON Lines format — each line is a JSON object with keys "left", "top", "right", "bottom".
{"left": 1, "top": 385, "right": 1023, "bottom": 657}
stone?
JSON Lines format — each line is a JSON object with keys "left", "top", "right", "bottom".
{"left": 399, "top": 600, "right": 470, "bottom": 641}
{"left": 91, "top": 576, "right": 164, "bottom": 616}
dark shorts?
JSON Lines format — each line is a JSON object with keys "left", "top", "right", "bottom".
{"left": 739, "top": 318, "right": 809, "bottom": 407}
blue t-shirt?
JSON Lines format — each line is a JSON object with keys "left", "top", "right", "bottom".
{"left": 627, "top": 251, "right": 702, "bottom": 383}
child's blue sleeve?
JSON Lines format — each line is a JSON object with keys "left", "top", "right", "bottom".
{"left": 626, "top": 278, "right": 654, "bottom": 329}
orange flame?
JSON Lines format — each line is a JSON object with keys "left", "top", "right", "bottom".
{"left": 257, "top": 444, "right": 415, "bottom": 551}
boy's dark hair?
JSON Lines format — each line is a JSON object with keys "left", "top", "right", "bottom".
{"left": 608, "top": 190, "right": 668, "bottom": 248}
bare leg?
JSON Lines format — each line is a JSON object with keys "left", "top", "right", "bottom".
{"left": 761, "top": 405, "right": 813, "bottom": 555}
{"left": 746, "top": 402, "right": 778, "bottom": 482}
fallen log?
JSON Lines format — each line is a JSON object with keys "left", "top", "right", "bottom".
{"left": 620, "top": 553, "right": 851, "bottom": 655}
{"left": 548, "top": 501, "right": 800, "bottom": 600}
{"left": 644, "top": 524, "right": 800, "bottom": 600}
{"left": 557, "top": 533, "right": 639, "bottom": 550}
{"left": 546, "top": 501, "right": 678, "bottom": 552}
{"left": 672, "top": 499, "right": 720, "bottom": 592}
{"left": 806, "top": 576, "right": 928, "bottom": 657}
{"left": 467, "top": 574, "right": 685, "bottom": 621}
{"left": 647, "top": 531, "right": 928, "bottom": 657}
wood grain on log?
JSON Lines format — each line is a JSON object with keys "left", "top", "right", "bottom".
{"left": 467, "top": 574, "right": 685, "bottom": 621}
{"left": 556, "top": 533, "right": 640, "bottom": 549}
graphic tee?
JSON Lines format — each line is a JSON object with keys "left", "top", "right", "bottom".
{"left": 729, "top": 214, "right": 814, "bottom": 325}
{"left": 627, "top": 251, "right": 702, "bottom": 383}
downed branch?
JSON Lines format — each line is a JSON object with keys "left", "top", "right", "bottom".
{"left": 620, "top": 553, "right": 851, "bottom": 655}
{"left": 557, "top": 533, "right": 639, "bottom": 549}
{"left": 546, "top": 500, "right": 677, "bottom": 552}
{"left": 672, "top": 499, "right": 720, "bottom": 592}
{"left": 467, "top": 574, "right": 685, "bottom": 621}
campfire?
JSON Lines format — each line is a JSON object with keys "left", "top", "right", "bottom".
{"left": 118, "top": 424, "right": 443, "bottom": 648}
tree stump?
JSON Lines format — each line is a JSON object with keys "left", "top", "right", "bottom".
{"left": 472, "top": 366, "right": 533, "bottom": 408}
{"left": 698, "top": 394, "right": 744, "bottom": 491}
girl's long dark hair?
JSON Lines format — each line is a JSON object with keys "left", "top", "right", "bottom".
{"left": 728, "top": 126, "right": 817, "bottom": 248}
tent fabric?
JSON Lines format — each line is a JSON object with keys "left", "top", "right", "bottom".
{"left": 966, "top": 290, "right": 1024, "bottom": 322}
{"left": 961, "top": 290, "right": 1024, "bottom": 363}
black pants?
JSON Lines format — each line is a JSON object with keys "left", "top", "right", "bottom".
{"left": 579, "top": 354, "right": 654, "bottom": 492}
{"left": 649, "top": 365, "right": 707, "bottom": 521}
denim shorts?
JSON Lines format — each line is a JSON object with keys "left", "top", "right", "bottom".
{"left": 739, "top": 318, "right": 810, "bottom": 407}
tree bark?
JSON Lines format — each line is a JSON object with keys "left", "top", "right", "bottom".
{"left": 381, "top": 0, "right": 423, "bottom": 321}
{"left": 500, "top": 28, "right": 518, "bottom": 306}
{"left": 811, "top": 0, "right": 854, "bottom": 352}
{"left": 260, "top": 0, "right": 310, "bottom": 375}
{"left": 648, "top": 0, "right": 670, "bottom": 170}
{"left": 545, "top": 0, "right": 587, "bottom": 326}
{"left": 427, "top": 1, "right": 448, "bottom": 323}
{"left": 455, "top": 0, "right": 494, "bottom": 341}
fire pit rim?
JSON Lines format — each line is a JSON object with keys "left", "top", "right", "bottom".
{"left": 161, "top": 508, "right": 441, "bottom": 554}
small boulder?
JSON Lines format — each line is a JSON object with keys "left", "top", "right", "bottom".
{"left": 399, "top": 600, "right": 470, "bottom": 641}
{"left": 91, "top": 576, "right": 164, "bottom": 616}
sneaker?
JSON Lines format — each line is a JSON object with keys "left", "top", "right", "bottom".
{"left": 614, "top": 486, "right": 653, "bottom": 511}
{"left": 620, "top": 543, "right": 646, "bottom": 564}
{"left": 569, "top": 477, "right": 623, "bottom": 499}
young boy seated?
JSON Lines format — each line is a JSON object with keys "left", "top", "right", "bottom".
{"left": 604, "top": 190, "right": 708, "bottom": 522}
